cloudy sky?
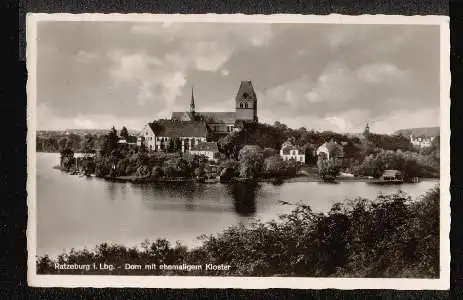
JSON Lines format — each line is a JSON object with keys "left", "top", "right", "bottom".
{"left": 35, "top": 21, "right": 441, "bottom": 133}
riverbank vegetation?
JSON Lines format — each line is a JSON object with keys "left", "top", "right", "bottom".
{"left": 36, "top": 187, "right": 439, "bottom": 277}
{"left": 45, "top": 121, "right": 439, "bottom": 182}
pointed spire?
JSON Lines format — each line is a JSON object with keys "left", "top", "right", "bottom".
{"left": 363, "top": 122, "right": 370, "bottom": 136}
{"left": 190, "top": 86, "right": 195, "bottom": 114}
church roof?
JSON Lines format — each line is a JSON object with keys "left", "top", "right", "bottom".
{"left": 148, "top": 120, "right": 208, "bottom": 138}
{"left": 235, "top": 81, "right": 257, "bottom": 102}
{"left": 171, "top": 111, "right": 235, "bottom": 124}
{"left": 197, "top": 112, "right": 235, "bottom": 124}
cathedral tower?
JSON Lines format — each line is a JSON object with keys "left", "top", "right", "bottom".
{"left": 189, "top": 86, "right": 196, "bottom": 114}
{"left": 363, "top": 123, "right": 370, "bottom": 137}
{"left": 235, "top": 81, "right": 258, "bottom": 123}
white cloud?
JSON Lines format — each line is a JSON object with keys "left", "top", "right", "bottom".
{"left": 130, "top": 23, "right": 273, "bottom": 73}
{"left": 192, "top": 42, "right": 232, "bottom": 72}
{"left": 324, "top": 116, "right": 352, "bottom": 132}
{"left": 356, "top": 63, "right": 407, "bottom": 83}
{"left": 108, "top": 50, "right": 186, "bottom": 108}
{"left": 326, "top": 26, "right": 372, "bottom": 48}
{"left": 74, "top": 50, "right": 98, "bottom": 64}
{"left": 108, "top": 50, "right": 163, "bottom": 81}
{"left": 304, "top": 91, "right": 323, "bottom": 103}
{"left": 220, "top": 69, "right": 230, "bottom": 77}
{"left": 249, "top": 26, "right": 273, "bottom": 46}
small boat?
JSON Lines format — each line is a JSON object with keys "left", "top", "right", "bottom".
{"left": 368, "top": 179, "right": 404, "bottom": 185}
{"left": 368, "top": 170, "right": 404, "bottom": 185}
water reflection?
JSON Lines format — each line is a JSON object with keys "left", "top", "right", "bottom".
{"left": 228, "top": 182, "right": 258, "bottom": 217}
{"left": 36, "top": 153, "right": 439, "bottom": 257}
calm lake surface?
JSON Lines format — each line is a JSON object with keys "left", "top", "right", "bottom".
{"left": 36, "top": 152, "right": 439, "bottom": 257}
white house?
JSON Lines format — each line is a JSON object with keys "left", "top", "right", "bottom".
{"left": 118, "top": 135, "right": 137, "bottom": 145}
{"left": 316, "top": 140, "right": 344, "bottom": 160}
{"left": 279, "top": 140, "right": 305, "bottom": 163}
{"left": 138, "top": 120, "right": 208, "bottom": 152}
{"left": 189, "top": 142, "right": 220, "bottom": 161}
{"left": 410, "top": 134, "right": 435, "bottom": 148}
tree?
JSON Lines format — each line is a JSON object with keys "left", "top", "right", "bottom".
{"left": 138, "top": 143, "right": 148, "bottom": 154}
{"left": 59, "top": 148, "right": 75, "bottom": 171}
{"left": 262, "top": 155, "right": 285, "bottom": 178}
{"left": 302, "top": 143, "right": 317, "bottom": 165}
{"left": 101, "top": 126, "right": 119, "bottom": 156}
{"left": 82, "top": 134, "right": 96, "bottom": 155}
{"left": 167, "top": 139, "right": 175, "bottom": 153}
{"left": 238, "top": 145, "right": 264, "bottom": 179}
{"left": 317, "top": 158, "right": 341, "bottom": 181}
{"left": 152, "top": 166, "right": 163, "bottom": 179}
{"left": 120, "top": 126, "right": 129, "bottom": 140}
{"left": 174, "top": 138, "right": 182, "bottom": 152}
{"left": 218, "top": 131, "right": 244, "bottom": 159}
{"left": 263, "top": 147, "right": 278, "bottom": 158}
{"left": 194, "top": 167, "right": 205, "bottom": 178}
{"left": 80, "top": 157, "right": 96, "bottom": 175}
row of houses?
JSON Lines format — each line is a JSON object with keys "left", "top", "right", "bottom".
{"left": 279, "top": 139, "right": 344, "bottom": 164}
{"left": 134, "top": 120, "right": 343, "bottom": 163}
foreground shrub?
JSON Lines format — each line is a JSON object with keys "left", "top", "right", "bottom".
{"left": 37, "top": 187, "right": 439, "bottom": 278}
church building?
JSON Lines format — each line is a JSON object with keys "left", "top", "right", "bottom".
{"left": 138, "top": 81, "right": 259, "bottom": 152}
{"left": 171, "top": 80, "right": 258, "bottom": 137}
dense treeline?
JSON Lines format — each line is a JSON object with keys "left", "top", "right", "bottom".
{"left": 37, "top": 133, "right": 105, "bottom": 153}
{"left": 37, "top": 187, "right": 439, "bottom": 278}
{"left": 51, "top": 122, "right": 440, "bottom": 181}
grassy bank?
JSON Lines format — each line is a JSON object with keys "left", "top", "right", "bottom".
{"left": 37, "top": 187, "right": 439, "bottom": 277}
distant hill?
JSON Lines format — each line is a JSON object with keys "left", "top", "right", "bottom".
{"left": 37, "top": 129, "right": 140, "bottom": 137}
{"left": 394, "top": 127, "right": 440, "bottom": 137}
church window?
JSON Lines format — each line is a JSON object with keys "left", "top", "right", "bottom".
{"left": 240, "top": 102, "right": 243, "bottom": 108}
{"left": 245, "top": 102, "right": 248, "bottom": 108}
{"left": 243, "top": 92, "right": 249, "bottom": 98}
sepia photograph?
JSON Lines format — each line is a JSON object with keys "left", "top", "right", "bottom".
{"left": 27, "top": 14, "right": 450, "bottom": 289}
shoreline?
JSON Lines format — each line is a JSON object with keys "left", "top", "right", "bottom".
{"left": 65, "top": 171, "right": 439, "bottom": 185}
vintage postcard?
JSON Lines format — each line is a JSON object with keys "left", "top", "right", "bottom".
{"left": 27, "top": 13, "right": 450, "bottom": 289}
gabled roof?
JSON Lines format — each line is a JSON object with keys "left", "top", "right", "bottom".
{"left": 235, "top": 81, "right": 257, "bottom": 102}
{"left": 191, "top": 142, "right": 219, "bottom": 152}
{"left": 281, "top": 139, "right": 302, "bottom": 152}
{"left": 148, "top": 120, "right": 208, "bottom": 138}
{"left": 171, "top": 111, "right": 198, "bottom": 121}
{"left": 197, "top": 112, "right": 236, "bottom": 124}
{"left": 171, "top": 111, "right": 235, "bottom": 124}
{"left": 319, "top": 140, "right": 342, "bottom": 152}
{"left": 281, "top": 144, "right": 299, "bottom": 151}
{"left": 383, "top": 170, "right": 402, "bottom": 176}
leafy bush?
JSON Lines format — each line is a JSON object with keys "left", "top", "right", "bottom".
{"left": 262, "top": 155, "right": 286, "bottom": 178}
{"left": 317, "top": 158, "right": 342, "bottom": 180}
{"left": 359, "top": 149, "right": 438, "bottom": 179}
{"left": 37, "top": 188, "right": 439, "bottom": 278}
{"left": 238, "top": 145, "right": 264, "bottom": 179}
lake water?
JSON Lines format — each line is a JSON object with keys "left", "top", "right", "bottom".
{"left": 36, "top": 152, "right": 439, "bottom": 257}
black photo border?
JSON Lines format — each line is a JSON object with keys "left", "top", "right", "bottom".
{"left": 3, "top": 0, "right": 460, "bottom": 298}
